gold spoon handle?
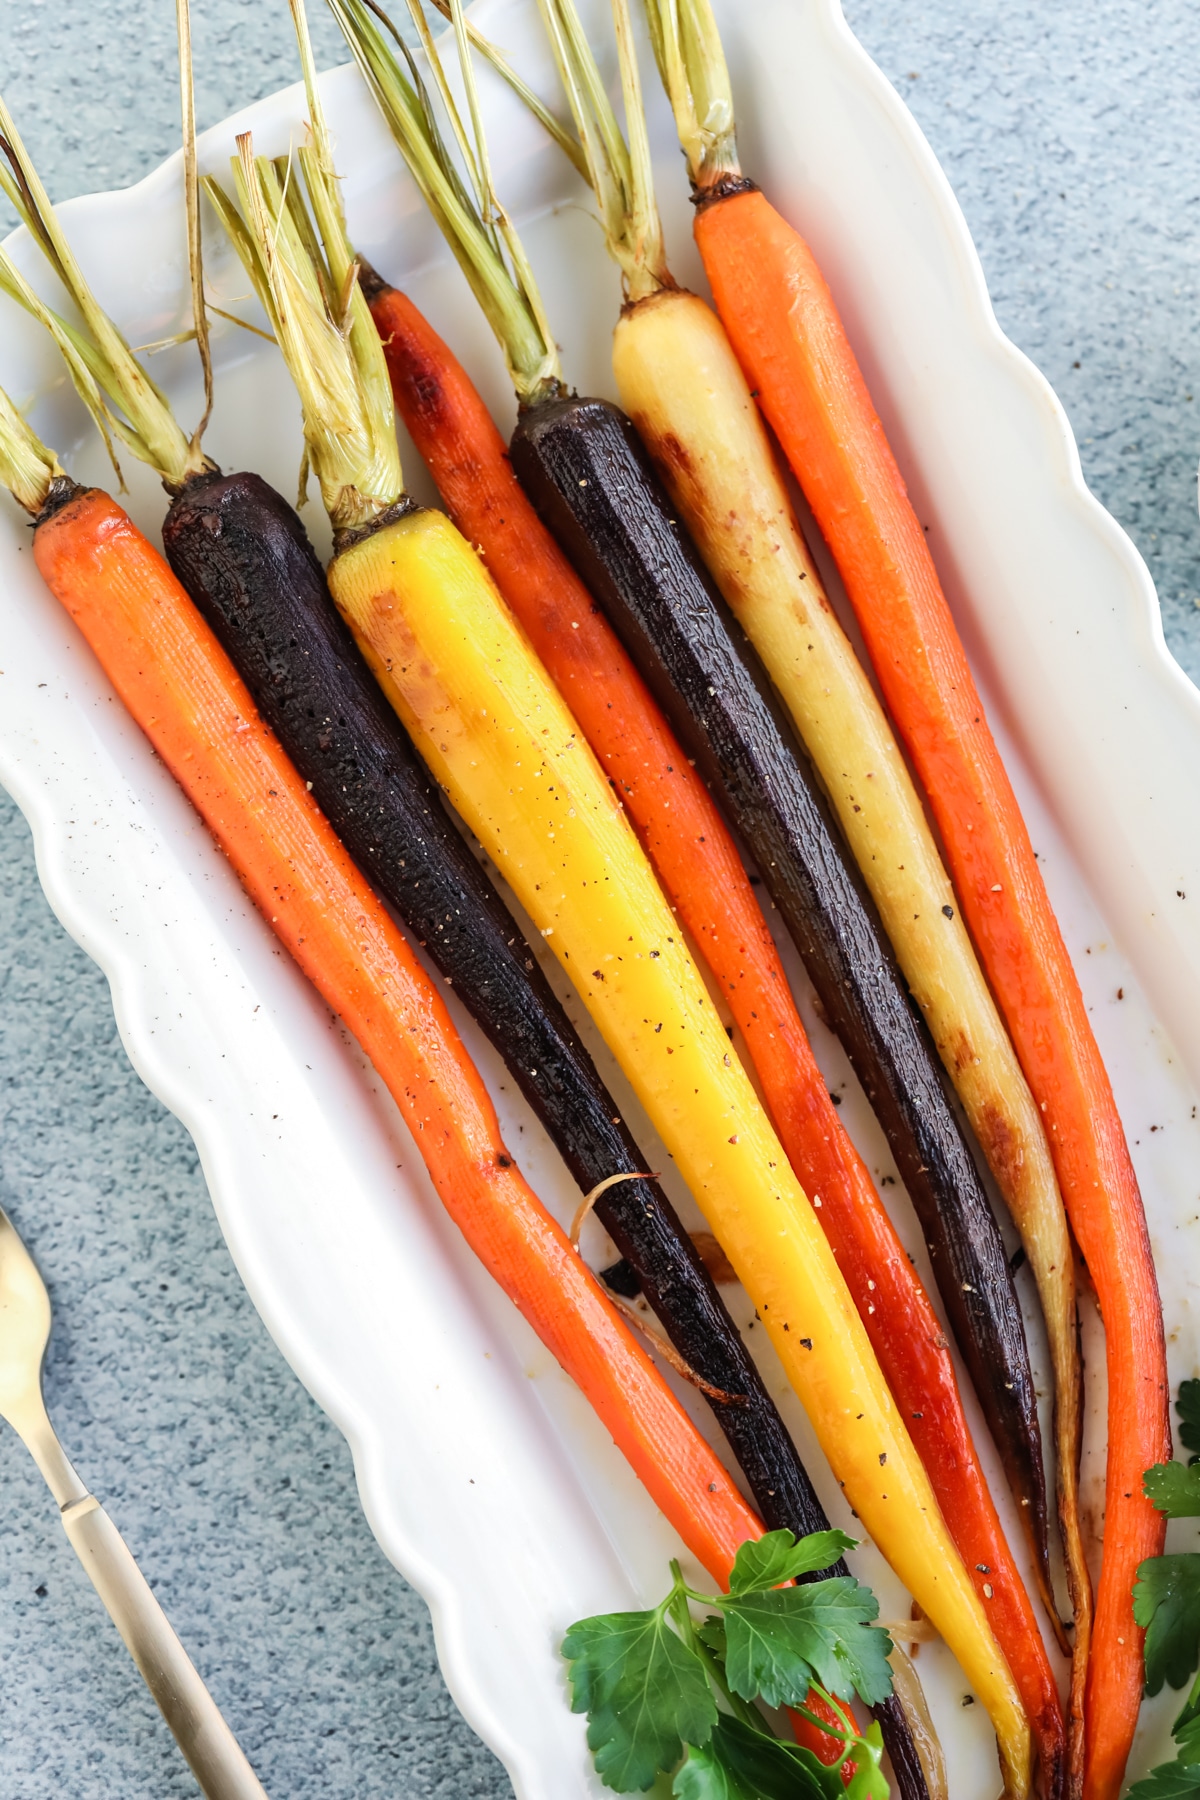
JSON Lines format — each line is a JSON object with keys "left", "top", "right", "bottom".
{"left": 61, "top": 1494, "right": 269, "bottom": 1800}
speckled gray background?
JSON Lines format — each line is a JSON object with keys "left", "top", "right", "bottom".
{"left": 1, "top": 2, "right": 1199, "bottom": 1795}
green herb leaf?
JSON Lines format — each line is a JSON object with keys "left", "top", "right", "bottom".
{"left": 727, "top": 1529, "right": 854, "bottom": 1595}
{"left": 1126, "top": 1665, "right": 1200, "bottom": 1798}
{"left": 672, "top": 1715, "right": 841, "bottom": 1800}
{"left": 562, "top": 1607, "right": 717, "bottom": 1792}
{"left": 1135, "top": 1556, "right": 1200, "bottom": 1695}
{"left": 1125, "top": 1759, "right": 1200, "bottom": 1798}
{"left": 1177, "top": 1718, "right": 1200, "bottom": 1770}
{"left": 1147, "top": 1463, "right": 1200, "bottom": 1518}
{"left": 563, "top": 1536, "right": 891, "bottom": 1795}
{"left": 1175, "top": 1669, "right": 1200, "bottom": 1742}
{"left": 721, "top": 1578, "right": 892, "bottom": 1709}
{"left": 1180, "top": 1382, "right": 1200, "bottom": 1464}
{"left": 844, "top": 1720, "right": 891, "bottom": 1800}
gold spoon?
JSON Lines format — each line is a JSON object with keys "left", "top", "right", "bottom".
{"left": 0, "top": 1202, "right": 269, "bottom": 1799}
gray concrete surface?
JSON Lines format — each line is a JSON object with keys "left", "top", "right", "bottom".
{"left": 1, "top": 2, "right": 1199, "bottom": 1794}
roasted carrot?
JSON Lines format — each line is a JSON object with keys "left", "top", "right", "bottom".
{"left": 0, "top": 402, "right": 758, "bottom": 1586}
{"left": 332, "top": 484, "right": 1030, "bottom": 1797}
{"left": 508, "top": 0, "right": 1055, "bottom": 1625}
{"left": 366, "top": 276, "right": 1063, "bottom": 1784}
{"left": 0, "top": 61, "right": 825, "bottom": 1599}
{"left": 202, "top": 22, "right": 1029, "bottom": 1788}
{"left": 328, "top": 2, "right": 1062, "bottom": 1785}
{"left": 614, "top": 267, "right": 1086, "bottom": 1666}
{"left": 700, "top": 186, "right": 1165, "bottom": 1796}
{"left": 645, "top": 3, "right": 1169, "bottom": 1790}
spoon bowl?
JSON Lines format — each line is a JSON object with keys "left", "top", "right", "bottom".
{"left": 0, "top": 1207, "right": 51, "bottom": 1426}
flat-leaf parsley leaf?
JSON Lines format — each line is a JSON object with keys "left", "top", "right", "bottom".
{"left": 1126, "top": 1669, "right": 1200, "bottom": 1797}
{"left": 673, "top": 1714, "right": 842, "bottom": 1799}
{"left": 727, "top": 1528, "right": 854, "bottom": 1595}
{"left": 1135, "top": 1558, "right": 1200, "bottom": 1696}
{"left": 561, "top": 1532, "right": 893, "bottom": 1793}
{"left": 722, "top": 1578, "right": 892, "bottom": 1709}
{"left": 1125, "top": 1763, "right": 1200, "bottom": 1798}
{"left": 562, "top": 1607, "right": 717, "bottom": 1790}
{"left": 1146, "top": 1463, "right": 1200, "bottom": 1519}
{"left": 1128, "top": 1387, "right": 1200, "bottom": 1791}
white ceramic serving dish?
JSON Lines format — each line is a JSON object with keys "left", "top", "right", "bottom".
{"left": 2, "top": 0, "right": 1199, "bottom": 1790}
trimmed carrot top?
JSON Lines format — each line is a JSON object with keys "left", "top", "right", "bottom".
{"left": 0, "top": 96, "right": 213, "bottom": 492}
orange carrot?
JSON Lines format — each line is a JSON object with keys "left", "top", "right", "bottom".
{"left": 697, "top": 183, "right": 1168, "bottom": 1797}
{"left": 30, "top": 480, "right": 762, "bottom": 1585}
{"left": 370, "top": 279, "right": 1063, "bottom": 1785}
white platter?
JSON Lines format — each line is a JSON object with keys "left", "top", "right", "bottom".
{"left": 2, "top": 0, "right": 1199, "bottom": 1790}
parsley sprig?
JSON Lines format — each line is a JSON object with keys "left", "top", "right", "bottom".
{"left": 561, "top": 1528, "right": 893, "bottom": 1796}
{"left": 1127, "top": 1381, "right": 1200, "bottom": 1796}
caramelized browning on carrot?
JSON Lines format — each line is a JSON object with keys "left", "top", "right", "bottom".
{"left": 31, "top": 482, "right": 763, "bottom": 1585}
